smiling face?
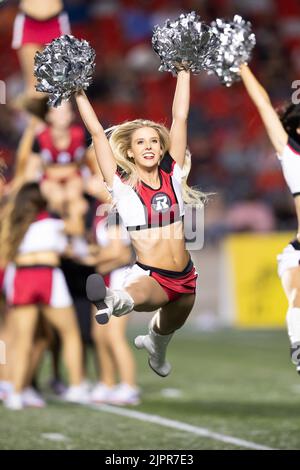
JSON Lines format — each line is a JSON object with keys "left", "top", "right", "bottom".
{"left": 127, "top": 127, "right": 163, "bottom": 169}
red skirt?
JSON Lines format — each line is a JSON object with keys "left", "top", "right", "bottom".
{"left": 136, "top": 258, "right": 198, "bottom": 302}
{"left": 12, "top": 11, "right": 71, "bottom": 49}
{"left": 4, "top": 265, "right": 72, "bottom": 308}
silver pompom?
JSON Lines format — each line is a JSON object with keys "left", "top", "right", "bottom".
{"left": 152, "top": 11, "right": 220, "bottom": 76}
{"left": 210, "top": 15, "right": 256, "bottom": 87}
{"left": 34, "top": 35, "right": 96, "bottom": 107}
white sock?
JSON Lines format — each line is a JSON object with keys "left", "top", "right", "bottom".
{"left": 286, "top": 307, "right": 300, "bottom": 344}
{"left": 148, "top": 314, "right": 174, "bottom": 364}
{"left": 134, "top": 313, "right": 173, "bottom": 377}
{"left": 149, "top": 327, "right": 173, "bottom": 354}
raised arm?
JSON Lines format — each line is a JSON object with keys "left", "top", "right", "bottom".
{"left": 12, "top": 117, "right": 43, "bottom": 190}
{"left": 240, "top": 64, "right": 288, "bottom": 155}
{"left": 14, "top": 118, "right": 38, "bottom": 178}
{"left": 169, "top": 70, "right": 190, "bottom": 168}
{"left": 75, "top": 90, "right": 116, "bottom": 186}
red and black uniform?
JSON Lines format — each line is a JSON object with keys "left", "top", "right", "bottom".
{"left": 117, "top": 156, "right": 182, "bottom": 231}
{"left": 112, "top": 152, "right": 198, "bottom": 302}
{"left": 33, "top": 125, "right": 89, "bottom": 166}
{"left": 33, "top": 125, "right": 90, "bottom": 183}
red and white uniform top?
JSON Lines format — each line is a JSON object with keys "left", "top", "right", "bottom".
{"left": 111, "top": 152, "right": 185, "bottom": 231}
{"left": 278, "top": 137, "right": 300, "bottom": 196}
{"left": 2, "top": 212, "right": 71, "bottom": 307}
{"left": 33, "top": 126, "right": 88, "bottom": 166}
{"left": 18, "top": 212, "right": 68, "bottom": 255}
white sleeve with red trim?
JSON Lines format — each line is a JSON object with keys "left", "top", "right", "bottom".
{"left": 111, "top": 175, "right": 147, "bottom": 228}
{"left": 159, "top": 152, "right": 185, "bottom": 216}
{"left": 278, "top": 137, "right": 300, "bottom": 196}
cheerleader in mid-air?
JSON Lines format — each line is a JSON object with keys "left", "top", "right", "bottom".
{"left": 34, "top": 13, "right": 216, "bottom": 377}
{"left": 75, "top": 66, "right": 203, "bottom": 377}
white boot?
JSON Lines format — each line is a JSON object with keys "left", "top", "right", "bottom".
{"left": 291, "top": 342, "right": 300, "bottom": 373}
{"left": 108, "top": 383, "right": 141, "bottom": 406}
{"left": 4, "top": 392, "right": 24, "bottom": 410}
{"left": 90, "top": 382, "right": 114, "bottom": 403}
{"left": 286, "top": 308, "right": 300, "bottom": 375}
{"left": 86, "top": 274, "right": 134, "bottom": 324}
{"left": 135, "top": 315, "right": 173, "bottom": 377}
{"left": 105, "top": 288, "right": 135, "bottom": 318}
{"left": 63, "top": 382, "right": 90, "bottom": 404}
{"left": 22, "top": 387, "right": 46, "bottom": 408}
{"left": 0, "top": 381, "right": 13, "bottom": 401}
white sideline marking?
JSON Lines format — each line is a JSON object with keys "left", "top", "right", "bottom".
{"left": 160, "top": 388, "right": 183, "bottom": 398}
{"left": 41, "top": 433, "right": 69, "bottom": 442}
{"left": 89, "top": 403, "right": 275, "bottom": 450}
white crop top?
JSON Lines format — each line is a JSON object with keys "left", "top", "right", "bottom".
{"left": 278, "top": 137, "right": 300, "bottom": 196}
{"left": 18, "top": 217, "right": 68, "bottom": 254}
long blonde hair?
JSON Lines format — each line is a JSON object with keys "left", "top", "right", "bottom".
{"left": 107, "top": 119, "right": 206, "bottom": 207}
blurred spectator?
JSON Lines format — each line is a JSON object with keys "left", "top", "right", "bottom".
{"left": 225, "top": 199, "right": 275, "bottom": 232}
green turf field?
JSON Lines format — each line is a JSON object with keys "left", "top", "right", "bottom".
{"left": 1, "top": 328, "right": 299, "bottom": 450}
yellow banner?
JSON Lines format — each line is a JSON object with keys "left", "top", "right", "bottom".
{"left": 224, "top": 233, "right": 294, "bottom": 327}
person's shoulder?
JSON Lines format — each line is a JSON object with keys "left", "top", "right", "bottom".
{"left": 159, "top": 151, "right": 175, "bottom": 174}
{"left": 159, "top": 151, "right": 184, "bottom": 180}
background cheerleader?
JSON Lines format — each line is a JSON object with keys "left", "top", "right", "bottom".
{"left": 11, "top": 0, "right": 70, "bottom": 113}
{"left": 240, "top": 64, "right": 300, "bottom": 374}
{"left": 0, "top": 182, "right": 88, "bottom": 409}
